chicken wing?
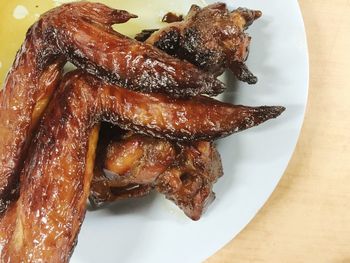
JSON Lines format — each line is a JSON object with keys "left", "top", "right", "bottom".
{"left": 156, "top": 141, "right": 223, "bottom": 221}
{"left": 90, "top": 131, "right": 223, "bottom": 221}
{"left": 90, "top": 131, "right": 176, "bottom": 206}
{"left": 41, "top": 2, "right": 224, "bottom": 97}
{"left": 138, "top": 3, "right": 261, "bottom": 83}
{"left": 0, "top": 2, "right": 224, "bottom": 213}
{"left": 0, "top": 69, "right": 284, "bottom": 261}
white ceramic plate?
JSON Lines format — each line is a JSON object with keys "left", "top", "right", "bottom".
{"left": 0, "top": 0, "right": 308, "bottom": 262}
{"left": 70, "top": 0, "right": 309, "bottom": 262}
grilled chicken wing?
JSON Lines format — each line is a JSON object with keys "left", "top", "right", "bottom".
{"left": 0, "top": 70, "right": 284, "bottom": 261}
{"left": 90, "top": 131, "right": 176, "bottom": 206}
{"left": 42, "top": 2, "right": 224, "bottom": 97}
{"left": 29, "top": 71, "right": 284, "bottom": 143}
{"left": 89, "top": 4, "right": 263, "bottom": 219}
{"left": 138, "top": 3, "right": 261, "bottom": 83}
{"left": 90, "top": 131, "right": 223, "bottom": 220}
{"left": 156, "top": 141, "right": 223, "bottom": 220}
{"left": 0, "top": 54, "right": 64, "bottom": 212}
{"left": 0, "top": 2, "right": 226, "bottom": 213}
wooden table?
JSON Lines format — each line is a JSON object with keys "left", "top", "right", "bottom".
{"left": 207, "top": 0, "right": 350, "bottom": 262}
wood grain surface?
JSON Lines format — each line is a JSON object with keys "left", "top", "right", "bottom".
{"left": 206, "top": 0, "right": 350, "bottom": 262}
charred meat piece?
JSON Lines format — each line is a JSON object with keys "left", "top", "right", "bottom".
{"left": 156, "top": 141, "right": 223, "bottom": 221}
{"left": 0, "top": 2, "right": 226, "bottom": 213}
{"left": 90, "top": 131, "right": 176, "bottom": 206}
{"left": 0, "top": 70, "right": 284, "bottom": 261}
{"left": 42, "top": 2, "right": 224, "bottom": 97}
{"left": 103, "top": 134, "right": 176, "bottom": 186}
{"left": 144, "top": 3, "right": 261, "bottom": 83}
{"left": 90, "top": 131, "right": 222, "bottom": 221}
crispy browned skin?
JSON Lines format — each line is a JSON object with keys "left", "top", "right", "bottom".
{"left": 0, "top": 70, "right": 284, "bottom": 261}
{"left": 156, "top": 141, "right": 223, "bottom": 220}
{"left": 90, "top": 132, "right": 223, "bottom": 220}
{"left": 0, "top": 52, "right": 64, "bottom": 212}
{"left": 63, "top": 74, "right": 284, "bottom": 142}
{"left": 42, "top": 2, "right": 224, "bottom": 97}
{"left": 143, "top": 3, "right": 261, "bottom": 83}
{"left": 90, "top": 132, "right": 176, "bottom": 206}
{"left": 103, "top": 134, "right": 176, "bottom": 186}
{"left": 0, "top": 2, "right": 226, "bottom": 213}
{"left": 30, "top": 71, "right": 283, "bottom": 143}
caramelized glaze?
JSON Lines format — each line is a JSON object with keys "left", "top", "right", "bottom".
{"left": 146, "top": 3, "right": 262, "bottom": 83}
{"left": 1, "top": 69, "right": 284, "bottom": 261}
{"left": 90, "top": 131, "right": 223, "bottom": 220}
{"left": 0, "top": 2, "right": 224, "bottom": 213}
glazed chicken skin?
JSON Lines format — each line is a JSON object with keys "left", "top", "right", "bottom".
{"left": 42, "top": 3, "right": 224, "bottom": 96}
{"left": 0, "top": 2, "right": 286, "bottom": 260}
{"left": 142, "top": 3, "right": 262, "bottom": 83}
{"left": 90, "top": 131, "right": 177, "bottom": 206}
{"left": 89, "top": 3, "right": 263, "bottom": 218}
{"left": 156, "top": 140, "right": 222, "bottom": 220}
{"left": 0, "top": 55, "right": 64, "bottom": 212}
{"left": 0, "top": 70, "right": 284, "bottom": 261}
{"left": 90, "top": 3, "right": 264, "bottom": 218}
{"left": 90, "top": 131, "right": 223, "bottom": 221}
{"left": 0, "top": 2, "right": 225, "bottom": 213}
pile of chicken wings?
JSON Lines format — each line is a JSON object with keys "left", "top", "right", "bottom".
{"left": 0, "top": 2, "right": 284, "bottom": 262}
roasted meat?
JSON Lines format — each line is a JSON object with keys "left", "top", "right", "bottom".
{"left": 138, "top": 3, "right": 261, "bottom": 83}
{"left": 0, "top": 2, "right": 225, "bottom": 213}
{"left": 41, "top": 2, "right": 224, "bottom": 97}
{"left": 90, "top": 3, "right": 263, "bottom": 218}
{"left": 90, "top": 131, "right": 177, "bottom": 206}
{"left": 90, "top": 131, "right": 223, "bottom": 221}
{"left": 22, "top": 70, "right": 284, "bottom": 143}
{"left": 90, "top": 4, "right": 263, "bottom": 219}
{"left": 0, "top": 55, "right": 64, "bottom": 212}
{"left": 0, "top": 1, "right": 287, "bottom": 260}
{"left": 156, "top": 141, "right": 223, "bottom": 220}
{"left": 0, "top": 70, "right": 284, "bottom": 261}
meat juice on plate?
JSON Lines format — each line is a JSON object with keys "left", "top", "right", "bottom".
{"left": 0, "top": 0, "right": 206, "bottom": 86}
